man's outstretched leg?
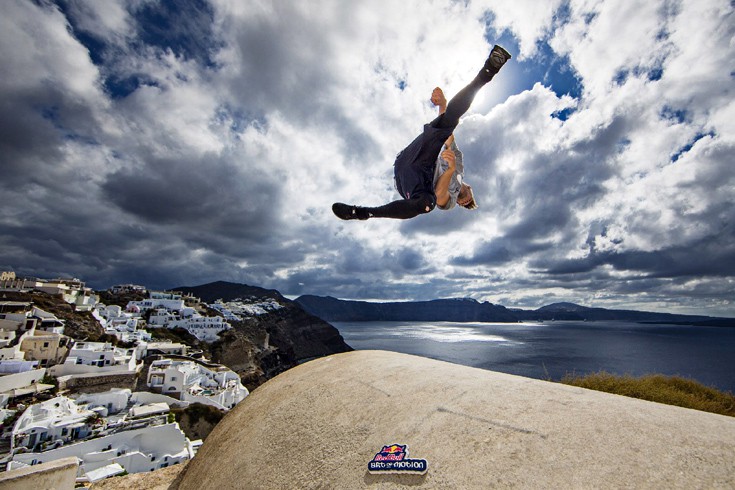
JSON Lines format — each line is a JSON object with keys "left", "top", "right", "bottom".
{"left": 333, "top": 194, "right": 434, "bottom": 221}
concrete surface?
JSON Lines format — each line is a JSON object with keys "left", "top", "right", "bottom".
{"left": 0, "top": 456, "right": 78, "bottom": 490}
{"left": 90, "top": 463, "right": 187, "bottom": 490}
{"left": 175, "top": 350, "right": 735, "bottom": 489}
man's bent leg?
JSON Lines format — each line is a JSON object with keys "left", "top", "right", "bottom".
{"left": 435, "top": 45, "right": 512, "bottom": 129}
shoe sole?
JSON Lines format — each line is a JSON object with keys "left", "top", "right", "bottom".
{"left": 332, "top": 203, "right": 361, "bottom": 220}
{"left": 492, "top": 45, "right": 512, "bottom": 61}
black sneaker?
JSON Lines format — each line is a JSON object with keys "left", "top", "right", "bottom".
{"left": 332, "top": 202, "right": 369, "bottom": 220}
{"left": 482, "top": 45, "right": 512, "bottom": 75}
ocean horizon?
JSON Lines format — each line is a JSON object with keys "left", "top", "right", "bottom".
{"left": 332, "top": 320, "right": 735, "bottom": 394}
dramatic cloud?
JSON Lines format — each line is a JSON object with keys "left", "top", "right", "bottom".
{"left": 0, "top": 0, "right": 733, "bottom": 316}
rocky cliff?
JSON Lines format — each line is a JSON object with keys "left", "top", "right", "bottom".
{"left": 175, "top": 281, "right": 353, "bottom": 388}
{"left": 2, "top": 290, "right": 105, "bottom": 340}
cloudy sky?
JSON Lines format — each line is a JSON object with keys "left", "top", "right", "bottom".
{"left": 1, "top": 0, "right": 733, "bottom": 316}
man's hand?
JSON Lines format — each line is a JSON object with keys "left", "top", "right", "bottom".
{"left": 441, "top": 148, "right": 456, "bottom": 171}
{"left": 431, "top": 87, "right": 447, "bottom": 114}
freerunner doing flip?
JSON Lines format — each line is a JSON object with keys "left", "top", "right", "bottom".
{"left": 332, "top": 44, "right": 511, "bottom": 221}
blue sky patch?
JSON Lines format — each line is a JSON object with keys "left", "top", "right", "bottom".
{"left": 484, "top": 9, "right": 583, "bottom": 102}
{"left": 671, "top": 131, "right": 716, "bottom": 162}
{"left": 132, "top": 0, "right": 222, "bottom": 67}
{"left": 51, "top": 0, "right": 107, "bottom": 66}
{"left": 660, "top": 106, "right": 690, "bottom": 124}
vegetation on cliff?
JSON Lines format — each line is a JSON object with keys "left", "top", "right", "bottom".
{"left": 561, "top": 372, "right": 735, "bottom": 417}
{"left": 171, "top": 403, "right": 225, "bottom": 441}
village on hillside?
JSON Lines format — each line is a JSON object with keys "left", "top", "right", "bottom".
{"left": 0, "top": 270, "right": 283, "bottom": 485}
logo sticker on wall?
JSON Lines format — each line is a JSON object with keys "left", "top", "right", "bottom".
{"left": 368, "top": 444, "right": 428, "bottom": 475}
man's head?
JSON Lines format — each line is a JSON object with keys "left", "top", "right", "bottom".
{"left": 457, "top": 183, "right": 477, "bottom": 210}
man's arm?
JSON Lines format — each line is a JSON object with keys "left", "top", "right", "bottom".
{"left": 435, "top": 149, "right": 456, "bottom": 208}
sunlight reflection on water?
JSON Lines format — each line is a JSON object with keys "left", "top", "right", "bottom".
{"left": 384, "top": 324, "right": 514, "bottom": 343}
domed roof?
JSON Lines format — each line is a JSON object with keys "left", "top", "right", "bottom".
{"left": 174, "top": 350, "right": 735, "bottom": 489}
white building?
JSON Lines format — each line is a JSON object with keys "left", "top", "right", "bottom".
{"left": 93, "top": 304, "right": 152, "bottom": 344}
{"left": 9, "top": 422, "right": 196, "bottom": 480}
{"left": 139, "top": 341, "right": 188, "bottom": 358}
{"left": 0, "top": 360, "right": 39, "bottom": 374}
{"left": 12, "top": 396, "right": 100, "bottom": 452}
{"left": 127, "top": 297, "right": 195, "bottom": 316}
{"left": 74, "top": 388, "right": 132, "bottom": 418}
{"left": 34, "top": 278, "right": 98, "bottom": 312}
{"left": 126, "top": 291, "right": 232, "bottom": 342}
{"left": 0, "top": 330, "right": 28, "bottom": 362}
{"left": 66, "top": 342, "right": 137, "bottom": 369}
{"left": 209, "top": 301, "right": 240, "bottom": 321}
{"left": 148, "top": 309, "right": 231, "bottom": 342}
{"left": 94, "top": 304, "right": 137, "bottom": 329}
{"left": 0, "top": 367, "right": 51, "bottom": 407}
{"left": 109, "top": 284, "right": 147, "bottom": 294}
{"left": 147, "top": 359, "right": 248, "bottom": 411}
{"left": 30, "top": 307, "right": 65, "bottom": 334}
{"left": 50, "top": 341, "right": 141, "bottom": 377}
{"left": 71, "top": 389, "right": 181, "bottom": 436}
{"left": 0, "top": 276, "right": 97, "bottom": 311}
{"left": 0, "top": 328, "right": 16, "bottom": 348}
{"left": 0, "top": 304, "right": 36, "bottom": 335}
{"left": 211, "top": 298, "right": 285, "bottom": 320}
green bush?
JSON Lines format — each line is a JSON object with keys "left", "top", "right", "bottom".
{"left": 561, "top": 372, "right": 735, "bottom": 417}
{"left": 171, "top": 402, "right": 224, "bottom": 425}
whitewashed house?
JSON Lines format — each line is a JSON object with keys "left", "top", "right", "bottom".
{"left": 30, "top": 307, "right": 65, "bottom": 334}
{"left": 0, "top": 330, "right": 28, "bottom": 362}
{"left": 11, "top": 395, "right": 101, "bottom": 452}
{"left": 0, "top": 359, "right": 39, "bottom": 374}
{"left": 0, "top": 366, "right": 52, "bottom": 406}
{"left": 109, "top": 284, "right": 146, "bottom": 294}
{"left": 33, "top": 278, "right": 98, "bottom": 312}
{"left": 9, "top": 422, "right": 196, "bottom": 480}
{"left": 0, "top": 276, "right": 97, "bottom": 310}
{"left": 71, "top": 389, "right": 180, "bottom": 435}
{"left": 211, "top": 298, "right": 285, "bottom": 320}
{"left": 50, "top": 341, "right": 141, "bottom": 377}
{"left": 74, "top": 388, "right": 132, "bottom": 418}
{"left": 0, "top": 306, "right": 37, "bottom": 362}
{"left": 127, "top": 296, "right": 195, "bottom": 316}
{"left": 139, "top": 341, "right": 188, "bottom": 358}
{"left": 2, "top": 307, "right": 73, "bottom": 367}
{"left": 148, "top": 309, "right": 231, "bottom": 342}
{"left": 127, "top": 291, "right": 231, "bottom": 342}
{"left": 209, "top": 301, "right": 240, "bottom": 321}
{"left": 93, "top": 304, "right": 152, "bottom": 343}
{"left": 147, "top": 359, "right": 248, "bottom": 411}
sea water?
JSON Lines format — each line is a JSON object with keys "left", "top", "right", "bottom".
{"left": 332, "top": 320, "right": 735, "bottom": 393}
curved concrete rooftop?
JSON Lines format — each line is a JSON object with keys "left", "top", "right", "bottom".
{"left": 176, "top": 350, "right": 735, "bottom": 489}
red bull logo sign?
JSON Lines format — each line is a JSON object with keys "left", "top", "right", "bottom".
{"left": 368, "top": 443, "right": 428, "bottom": 475}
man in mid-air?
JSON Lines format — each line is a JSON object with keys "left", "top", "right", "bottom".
{"left": 332, "top": 44, "right": 510, "bottom": 221}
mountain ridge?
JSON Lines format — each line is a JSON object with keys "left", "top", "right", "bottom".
{"left": 294, "top": 295, "right": 734, "bottom": 326}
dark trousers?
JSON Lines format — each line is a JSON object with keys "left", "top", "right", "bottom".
{"left": 366, "top": 73, "right": 491, "bottom": 219}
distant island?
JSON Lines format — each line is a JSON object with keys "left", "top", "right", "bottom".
{"left": 294, "top": 296, "right": 735, "bottom": 327}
